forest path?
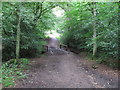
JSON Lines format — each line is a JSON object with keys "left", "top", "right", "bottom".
{"left": 13, "top": 37, "right": 118, "bottom": 88}
{"left": 13, "top": 52, "right": 118, "bottom": 88}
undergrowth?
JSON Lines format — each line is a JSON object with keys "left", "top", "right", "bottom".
{"left": 0, "top": 58, "right": 30, "bottom": 87}
{"left": 87, "top": 52, "right": 118, "bottom": 69}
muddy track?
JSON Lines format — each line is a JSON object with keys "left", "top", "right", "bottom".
{"left": 12, "top": 37, "right": 118, "bottom": 88}
{"left": 12, "top": 52, "right": 118, "bottom": 88}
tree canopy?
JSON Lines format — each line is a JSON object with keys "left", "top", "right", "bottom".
{"left": 2, "top": 2, "right": 118, "bottom": 63}
{"left": 61, "top": 2, "right": 118, "bottom": 60}
{"left": 1, "top": 2, "right": 119, "bottom": 88}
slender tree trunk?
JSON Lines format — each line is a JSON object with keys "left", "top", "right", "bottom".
{"left": 67, "top": 4, "right": 71, "bottom": 31}
{"left": 16, "top": 5, "right": 21, "bottom": 61}
{"left": 92, "top": 2, "right": 97, "bottom": 57}
{"left": 61, "top": 3, "right": 71, "bottom": 31}
{"left": 33, "top": 2, "right": 43, "bottom": 28}
{"left": 117, "top": 2, "right": 120, "bottom": 85}
{"left": 0, "top": 2, "right": 2, "bottom": 67}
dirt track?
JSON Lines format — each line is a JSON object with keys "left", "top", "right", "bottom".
{"left": 13, "top": 37, "right": 118, "bottom": 88}
{"left": 13, "top": 52, "right": 118, "bottom": 88}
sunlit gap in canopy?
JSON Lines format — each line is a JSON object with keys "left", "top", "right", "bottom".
{"left": 52, "top": 6, "right": 65, "bottom": 17}
{"left": 45, "top": 6, "right": 65, "bottom": 39}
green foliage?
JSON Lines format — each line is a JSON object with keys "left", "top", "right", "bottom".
{"left": 2, "top": 2, "right": 56, "bottom": 61}
{"left": 61, "top": 2, "right": 118, "bottom": 61}
{"left": 0, "top": 58, "right": 29, "bottom": 87}
{"left": 2, "top": 2, "right": 119, "bottom": 70}
{"left": 20, "top": 58, "right": 29, "bottom": 65}
{"left": 3, "top": 77, "right": 14, "bottom": 87}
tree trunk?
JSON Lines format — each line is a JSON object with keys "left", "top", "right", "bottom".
{"left": 67, "top": 4, "right": 71, "bottom": 31}
{"left": 118, "top": 2, "right": 120, "bottom": 69}
{"left": 0, "top": 2, "right": 2, "bottom": 66}
{"left": 16, "top": 5, "right": 21, "bottom": 61}
{"left": 92, "top": 2, "right": 97, "bottom": 57}
{"left": 33, "top": 2, "right": 43, "bottom": 29}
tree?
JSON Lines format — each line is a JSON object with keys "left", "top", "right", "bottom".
{"left": 0, "top": 2, "right": 1, "bottom": 35}
{"left": 118, "top": 1, "right": 120, "bottom": 61}
{"left": 16, "top": 3, "right": 21, "bottom": 61}
{"left": 2, "top": 2, "right": 57, "bottom": 61}
{"left": 61, "top": 2, "right": 118, "bottom": 60}
{"left": 92, "top": 2, "right": 97, "bottom": 57}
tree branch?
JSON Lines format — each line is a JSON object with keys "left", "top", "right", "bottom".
{"left": 42, "top": 4, "right": 56, "bottom": 15}
{"left": 33, "top": 3, "right": 56, "bottom": 25}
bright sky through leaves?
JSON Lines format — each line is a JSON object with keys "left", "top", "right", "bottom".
{"left": 52, "top": 6, "right": 64, "bottom": 17}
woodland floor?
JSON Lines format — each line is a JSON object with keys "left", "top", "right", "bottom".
{"left": 12, "top": 51, "right": 118, "bottom": 88}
